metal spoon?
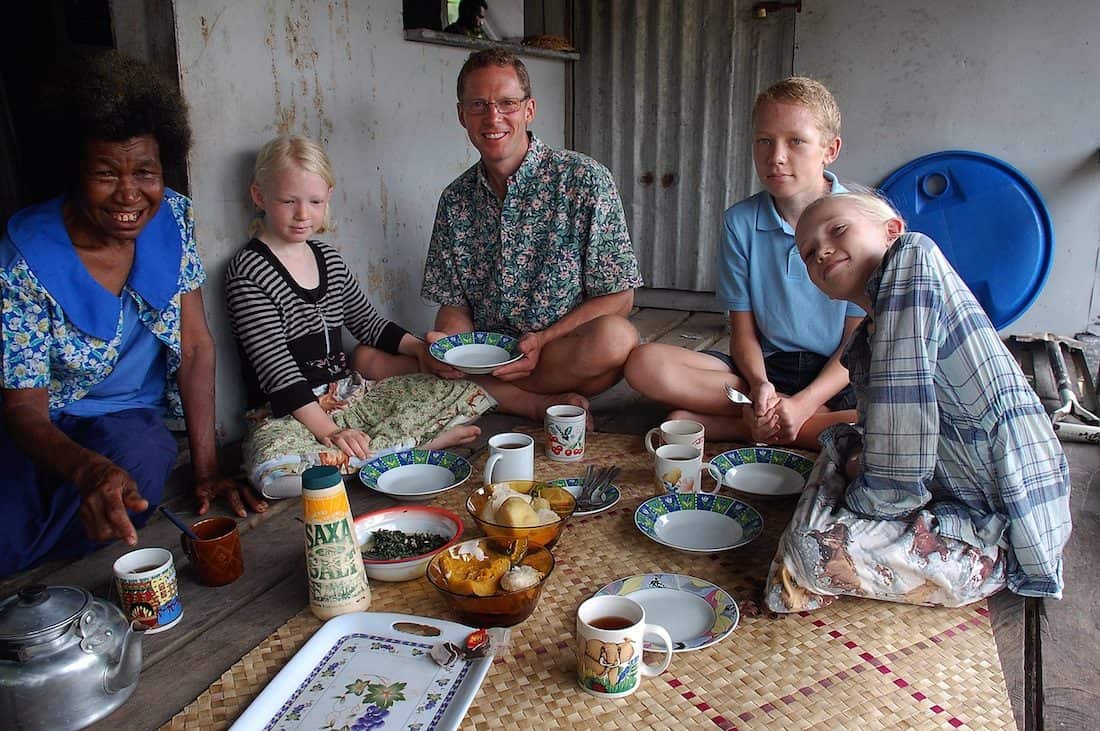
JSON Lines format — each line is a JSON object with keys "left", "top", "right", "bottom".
{"left": 724, "top": 383, "right": 752, "bottom": 405}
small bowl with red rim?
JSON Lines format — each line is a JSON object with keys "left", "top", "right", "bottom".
{"left": 354, "top": 505, "right": 464, "bottom": 581}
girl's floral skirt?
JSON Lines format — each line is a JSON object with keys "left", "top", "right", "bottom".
{"left": 243, "top": 373, "right": 495, "bottom": 495}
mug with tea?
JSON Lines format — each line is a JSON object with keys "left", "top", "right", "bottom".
{"left": 644, "top": 418, "right": 705, "bottom": 455}
{"left": 483, "top": 432, "right": 535, "bottom": 485}
{"left": 576, "top": 595, "right": 673, "bottom": 698}
{"left": 654, "top": 443, "right": 720, "bottom": 495}
{"left": 545, "top": 404, "right": 587, "bottom": 462}
{"left": 113, "top": 547, "right": 183, "bottom": 634}
{"left": 181, "top": 516, "right": 245, "bottom": 586}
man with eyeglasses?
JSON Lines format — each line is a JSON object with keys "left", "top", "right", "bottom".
{"left": 421, "top": 49, "right": 643, "bottom": 422}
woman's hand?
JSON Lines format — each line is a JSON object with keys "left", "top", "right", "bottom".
{"left": 72, "top": 456, "right": 148, "bottom": 545}
{"left": 195, "top": 475, "right": 267, "bottom": 517}
{"left": 323, "top": 426, "right": 372, "bottom": 460}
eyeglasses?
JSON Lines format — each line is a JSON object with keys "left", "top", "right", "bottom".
{"left": 461, "top": 97, "right": 530, "bottom": 115}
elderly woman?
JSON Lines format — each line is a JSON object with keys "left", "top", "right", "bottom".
{"left": 0, "top": 52, "right": 264, "bottom": 577}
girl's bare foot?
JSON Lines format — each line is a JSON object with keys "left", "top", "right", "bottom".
{"left": 423, "top": 424, "right": 481, "bottom": 450}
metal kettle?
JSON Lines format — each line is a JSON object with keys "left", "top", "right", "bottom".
{"left": 0, "top": 584, "right": 144, "bottom": 730}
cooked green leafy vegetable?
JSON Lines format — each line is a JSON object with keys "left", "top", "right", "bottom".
{"left": 363, "top": 529, "right": 449, "bottom": 560}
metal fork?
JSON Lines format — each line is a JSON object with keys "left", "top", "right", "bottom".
{"left": 724, "top": 383, "right": 752, "bottom": 405}
{"left": 576, "top": 466, "right": 619, "bottom": 511}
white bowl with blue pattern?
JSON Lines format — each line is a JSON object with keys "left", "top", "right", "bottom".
{"left": 707, "top": 447, "right": 814, "bottom": 498}
{"left": 634, "top": 492, "right": 763, "bottom": 553}
{"left": 428, "top": 331, "right": 523, "bottom": 374}
{"left": 358, "top": 449, "right": 471, "bottom": 501}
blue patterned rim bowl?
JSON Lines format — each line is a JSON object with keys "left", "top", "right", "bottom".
{"left": 634, "top": 492, "right": 763, "bottom": 553}
{"left": 428, "top": 331, "right": 522, "bottom": 374}
{"left": 707, "top": 447, "right": 814, "bottom": 498}
{"left": 358, "top": 449, "right": 472, "bottom": 501}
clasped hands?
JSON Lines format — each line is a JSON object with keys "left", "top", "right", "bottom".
{"left": 743, "top": 382, "right": 816, "bottom": 444}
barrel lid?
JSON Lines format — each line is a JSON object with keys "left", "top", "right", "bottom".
{"left": 302, "top": 465, "right": 342, "bottom": 490}
{"left": 879, "top": 150, "right": 1054, "bottom": 330}
{"left": 0, "top": 585, "right": 90, "bottom": 645}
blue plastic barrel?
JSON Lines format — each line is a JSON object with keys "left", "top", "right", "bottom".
{"left": 879, "top": 150, "right": 1053, "bottom": 330}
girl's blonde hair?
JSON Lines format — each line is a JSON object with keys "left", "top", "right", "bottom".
{"left": 248, "top": 135, "right": 336, "bottom": 238}
{"left": 804, "top": 187, "right": 908, "bottom": 239}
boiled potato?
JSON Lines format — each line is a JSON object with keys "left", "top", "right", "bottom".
{"left": 497, "top": 497, "right": 540, "bottom": 527}
{"left": 532, "top": 485, "right": 574, "bottom": 512}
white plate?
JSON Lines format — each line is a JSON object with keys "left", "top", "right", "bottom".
{"left": 358, "top": 450, "right": 472, "bottom": 501}
{"left": 230, "top": 612, "right": 493, "bottom": 731}
{"left": 634, "top": 493, "right": 763, "bottom": 553}
{"left": 550, "top": 477, "right": 621, "bottom": 516}
{"left": 708, "top": 447, "right": 814, "bottom": 497}
{"left": 594, "top": 574, "right": 739, "bottom": 652}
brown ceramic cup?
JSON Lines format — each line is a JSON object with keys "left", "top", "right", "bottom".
{"left": 181, "top": 516, "right": 244, "bottom": 586}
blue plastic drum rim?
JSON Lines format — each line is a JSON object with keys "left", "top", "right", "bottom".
{"left": 879, "top": 150, "right": 1054, "bottom": 330}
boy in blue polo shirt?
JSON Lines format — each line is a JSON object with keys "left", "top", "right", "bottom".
{"left": 625, "top": 77, "right": 861, "bottom": 448}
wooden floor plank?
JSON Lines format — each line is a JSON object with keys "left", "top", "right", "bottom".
{"left": 1040, "top": 441, "right": 1100, "bottom": 730}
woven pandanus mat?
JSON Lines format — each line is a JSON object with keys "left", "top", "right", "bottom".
{"left": 165, "top": 430, "right": 1015, "bottom": 730}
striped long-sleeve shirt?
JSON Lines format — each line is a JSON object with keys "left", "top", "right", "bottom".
{"left": 827, "top": 232, "right": 1071, "bottom": 598}
{"left": 225, "top": 239, "right": 408, "bottom": 416}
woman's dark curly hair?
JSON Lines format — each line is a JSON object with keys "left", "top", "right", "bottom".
{"left": 46, "top": 50, "right": 191, "bottom": 183}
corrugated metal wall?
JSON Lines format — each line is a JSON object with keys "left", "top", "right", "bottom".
{"left": 573, "top": 0, "right": 795, "bottom": 293}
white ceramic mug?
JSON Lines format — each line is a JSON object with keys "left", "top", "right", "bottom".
{"left": 483, "top": 432, "right": 535, "bottom": 485}
{"left": 576, "top": 595, "right": 673, "bottom": 699}
{"left": 545, "top": 404, "right": 587, "bottom": 462}
{"left": 654, "top": 443, "right": 719, "bottom": 495}
{"left": 644, "top": 419, "right": 705, "bottom": 455}
{"left": 113, "top": 547, "right": 184, "bottom": 634}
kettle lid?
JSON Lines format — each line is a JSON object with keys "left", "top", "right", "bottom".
{"left": 0, "top": 585, "right": 91, "bottom": 645}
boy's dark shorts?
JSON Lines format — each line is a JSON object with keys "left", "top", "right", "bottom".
{"left": 702, "top": 349, "right": 856, "bottom": 411}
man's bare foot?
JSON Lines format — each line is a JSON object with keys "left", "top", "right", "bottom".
{"left": 423, "top": 425, "right": 481, "bottom": 450}
{"left": 533, "top": 392, "right": 593, "bottom": 428}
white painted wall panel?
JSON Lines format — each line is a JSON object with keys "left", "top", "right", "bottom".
{"left": 173, "top": 1, "right": 565, "bottom": 439}
{"left": 796, "top": 0, "right": 1100, "bottom": 335}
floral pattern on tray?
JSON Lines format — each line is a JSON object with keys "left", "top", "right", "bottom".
{"left": 358, "top": 450, "right": 472, "bottom": 492}
{"left": 265, "top": 633, "right": 470, "bottom": 731}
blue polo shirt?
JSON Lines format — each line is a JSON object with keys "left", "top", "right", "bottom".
{"left": 715, "top": 171, "right": 863, "bottom": 358}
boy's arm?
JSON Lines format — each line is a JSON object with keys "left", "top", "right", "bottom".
{"left": 727, "top": 310, "right": 778, "bottom": 415}
{"left": 771, "top": 315, "right": 862, "bottom": 441}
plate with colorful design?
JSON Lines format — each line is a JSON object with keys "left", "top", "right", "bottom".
{"left": 594, "top": 573, "right": 739, "bottom": 652}
{"left": 229, "top": 612, "right": 494, "bottom": 731}
{"left": 634, "top": 493, "right": 763, "bottom": 553}
{"left": 358, "top": 450, "right": 471, "bottom": 501}
{"left": 429, "top": 331, "right": 523, "bottom": 374}
{"left": 548, "top": 477, "right": 621, "bottom": 516}
{"left": 708, "top": 447, "right": 814, "bottom": 498}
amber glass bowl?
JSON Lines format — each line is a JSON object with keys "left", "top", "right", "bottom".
{"left": 465, "top": 480, "right": 576, "bottom": 549}
{"left": 426, "top": 537, "right": 556, "bottom": 627}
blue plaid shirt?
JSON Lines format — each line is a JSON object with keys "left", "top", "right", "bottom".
{"left": 824, "top": 232, "right": 1071, "bottom": 598}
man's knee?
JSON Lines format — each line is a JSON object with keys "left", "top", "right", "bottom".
{"left": 586, "top": 314, "right": 639, "bottom": 367}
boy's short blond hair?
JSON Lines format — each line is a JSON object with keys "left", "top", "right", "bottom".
{"left": 753, "top": 76, "right": 841, "bottom": 143}
{"left": 250, "top": 135, "right": 336, "bottom": 235}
